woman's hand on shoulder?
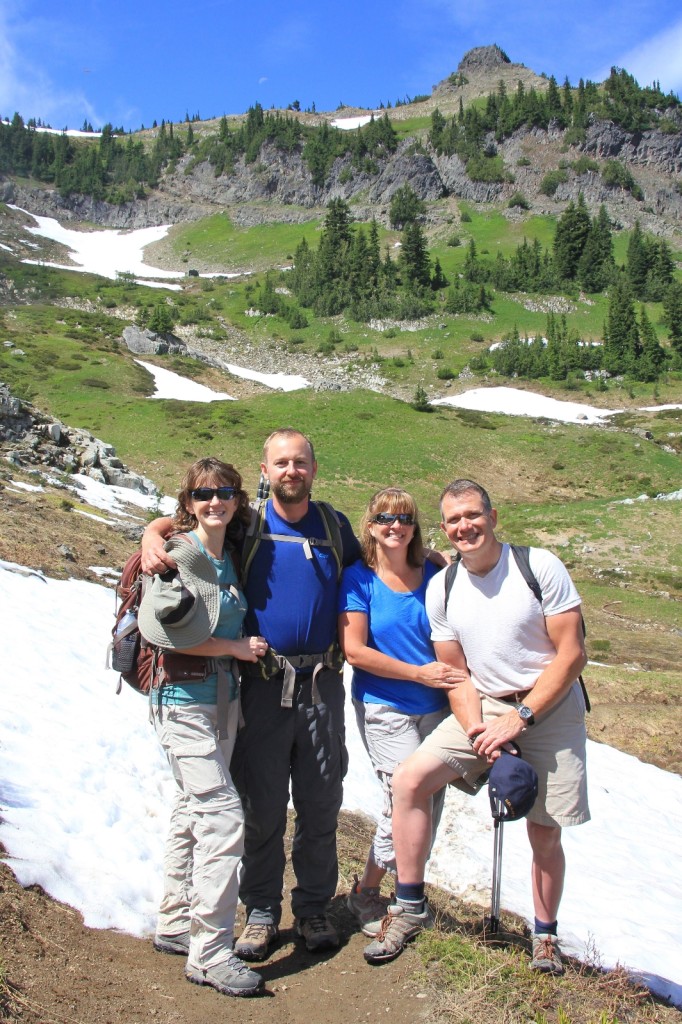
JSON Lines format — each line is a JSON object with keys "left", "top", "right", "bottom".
{"left": 417, "top": 661, "right": 469, "bottom": 688}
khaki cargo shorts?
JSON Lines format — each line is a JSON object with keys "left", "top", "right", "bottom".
{"left": 418, "top": 682, "right": 590, "bottom": 827}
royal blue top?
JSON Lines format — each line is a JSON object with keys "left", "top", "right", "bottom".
{"left": 338, "top": 558, "right": 448, "bottom": 715}
{"left": 243, "top": 500, "right": 360, "bottom": 656}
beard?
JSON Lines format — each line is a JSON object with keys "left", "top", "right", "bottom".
{"left": 271, "top": 477, "right": 312, "bottom": 504}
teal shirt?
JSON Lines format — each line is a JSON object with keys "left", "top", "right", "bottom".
{"left": 161, "top": 532, "right": 247, "bottom": 705}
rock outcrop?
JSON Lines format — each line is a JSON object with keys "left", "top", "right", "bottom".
{"left": 0, "top": 382, "right": 159, "bottom": 496}
{"left": 122, "top": 325, "right": 186, "bottom": 356}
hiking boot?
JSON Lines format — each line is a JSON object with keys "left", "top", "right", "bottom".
{"left": 346, "top": 875, "right": 390, "bottom": 937}
{"left": 295, "top": 914, "right": 340, "bottom": 952}
{"left": 234, "top": 921, "right": 279, "bottom": 962}
{"left": 531, "top": 932, "right": 564, "bottom": 975}
{"left": 185, "top": 952, "right": 263, "bottom": 996}
{"left": 153, "top": 930, "right": 190, "bottom": 955}
{"left": 363, "top": 900, "right": 435, "bottom": 964}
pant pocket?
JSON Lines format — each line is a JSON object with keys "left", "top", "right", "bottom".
{"left": 175, "top": 738, "right": 227, "bottom": 796}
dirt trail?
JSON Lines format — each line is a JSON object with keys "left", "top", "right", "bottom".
{"left": 0, "top": 814, "right": 437, "bottom": 1024}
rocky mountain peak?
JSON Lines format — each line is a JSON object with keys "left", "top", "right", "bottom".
{"left": 458, "top": 45, "right": 513, "bottom": 72}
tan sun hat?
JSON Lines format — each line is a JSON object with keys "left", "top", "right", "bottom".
{"left": 138, "top": 536, "right": 220, "bottom": 650}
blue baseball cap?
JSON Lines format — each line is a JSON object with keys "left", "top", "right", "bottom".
{"left": 488, "top": 748, "right": 538, "bottom": 821}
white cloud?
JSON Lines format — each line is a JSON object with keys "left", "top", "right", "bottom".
{"left": 258, "top": 76, "right": 268, "bottom": 85}
{"left": 594, "top": 17, "right": 682, "bottom": 94}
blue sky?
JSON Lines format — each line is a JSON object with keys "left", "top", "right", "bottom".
{"left": 2, "top": 0, "right": 682, "bottom": 131}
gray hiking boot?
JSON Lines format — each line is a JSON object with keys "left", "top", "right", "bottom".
{"left": 153, "top": 930, "right": 190, "bottom": 955}
{"left": 531, "top": 932, "right": 564, "bottom": 975}
{"left": 295, "top": 914, "right": 340, "bottom": 952}
{"left": 185, "top": 952, "right": 263, "bottom": 996}
{"left": 363, "top": 900, "right": 435, "bottom": 964}
{"left": 234, "top": 921, "right": 279, "bottom": 962}
{"left": 346, "top": 875, "right": 390, "bottom": 937}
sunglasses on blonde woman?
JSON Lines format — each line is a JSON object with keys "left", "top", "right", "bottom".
{"left": 372, "top": 512, "right": 415, "bottom": 526}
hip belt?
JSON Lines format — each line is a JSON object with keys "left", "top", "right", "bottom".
{"left": 245, "top": 645, "right": 343, "bottom": 707}
{"left": 496, "top": 688, "right": 532, "bottom": 704}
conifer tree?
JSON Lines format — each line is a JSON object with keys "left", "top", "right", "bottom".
{"left": 578, "top": 205, "right": 614, "bottom": 292}
{"left": 553, "top": 193, "right": 590, "bottom": 279}
{"left": 626, "top": 221, "right": 648, "bottom": 299}
{"left": 604, "top": 276, "right": 641, "bottom": 374}
{"left": 663, "top": 281, "right": 682, "bottom": 359}
{"left": 637, "top": 306, "right": 666, "bottom": 380}
{"left": 400, "top": 222, "right": 431, "bottom": 288}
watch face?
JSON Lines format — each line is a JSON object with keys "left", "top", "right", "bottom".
{"left": 518, "top": 705, "right": 534, "bottom": 723}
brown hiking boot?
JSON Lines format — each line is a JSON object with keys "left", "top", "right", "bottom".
{"left": 363, "top": 900, "right": 435, "bottom": 964}
{"left": 295, "top": 914, "right": 339, "bottom": 952}
{"left": 234, "top": 921, "right": 279, "bottom": 962}
{"left": 531, "top": 932, "right": 564, "bottom": 975}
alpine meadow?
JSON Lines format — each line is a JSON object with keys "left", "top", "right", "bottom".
{"left": 1, "top": 41, "right": 681, "bottom": 1024}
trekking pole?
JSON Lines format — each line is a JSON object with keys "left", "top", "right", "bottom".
{"left": 488, "top": 799, "right": 504, "bottom": 935}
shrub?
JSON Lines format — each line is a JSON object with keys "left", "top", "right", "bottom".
{"left": 516, "top": 156, "right": 531, "bottom": 167}
{"left": 601, "top": 160, "right": 643, "bottom": 199}
{"left": 431, "top": 348, "right": 444, "bottom": 359}
{"left": 470, "top": 331, "right": 485, "bottom": 343}
{"left": 437, "top": 367, "right": 456, "bottom": 380}
{"left": 539, "top": 169, "right": 569, "bottom": 196}
{"left": 508, "top": 191, "right": 530, "bottom": 210}
{"left": 446, "top": 234, "right": 461, "bottom": 247}
{"left": 460, "top": 209, "right": 472, "bottom": 223}
{"left": 572, "top": 155, "right": 599, "bottom": 175}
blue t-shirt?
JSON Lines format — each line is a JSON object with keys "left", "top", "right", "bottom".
{"left": 338, "top": 559, "right": 447, "bottom": 715}
{"left": 162, "top": 532, "right": 247, "bottom": 705}
{"left": 243, "top": 501, "right": 360, "bottom": 655}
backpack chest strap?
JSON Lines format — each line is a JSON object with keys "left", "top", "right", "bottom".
{"left": 259, "top": 531, "right": 334, "bottom": 561}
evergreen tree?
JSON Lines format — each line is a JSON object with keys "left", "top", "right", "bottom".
{"left": 389, "top": 184, "right": 425, "bottom": 229}
{"left": 148, "top": 303, "right": 176, "bottom": 334}
{"left": 626, "top": 221, "right": 649, "bottom": 299}
{"left": 430, "top": 257, "right": 447, "bottom": 291}
{"left": 400, "top": 222, "right": 431, "bottom": 288}
{"left": 637, "top": 306, "right": 666, "bottom": 381}
{"left": 578, "top": 205, "right": 614, "bottom": 292}
{"left": 663, "top": 281, "right": 682, "bottom": 358}
{"left": 553, "top": 193, "right": 590, "bottom": 279}
{"left": 604, "top": 276, "right": 641, "bottom": 374}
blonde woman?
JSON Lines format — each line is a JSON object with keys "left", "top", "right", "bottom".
{"left": 338, "top": 488, "right": 464, "bottom": 937}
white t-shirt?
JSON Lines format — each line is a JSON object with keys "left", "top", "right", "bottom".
{"left": 425, "top": 544, "right": 581, "bottom": 698}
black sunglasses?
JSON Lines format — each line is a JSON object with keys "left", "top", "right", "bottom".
{"left": 372, "top": 512, "right": 415, "bottom": 526}
{"left": 191, "top": 486, "right": 238, "bottom": 501}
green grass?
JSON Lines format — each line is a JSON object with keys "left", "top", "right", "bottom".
{"left": 168, "top": 212, "right": 324, "bottom": 270}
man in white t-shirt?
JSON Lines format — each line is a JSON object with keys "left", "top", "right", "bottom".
{"left": 363, "top": 479, "right": 589, "bottom": 975}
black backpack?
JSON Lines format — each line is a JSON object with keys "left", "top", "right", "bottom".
{"left": 443, "top": 544, "right": 590, "bottom": 711}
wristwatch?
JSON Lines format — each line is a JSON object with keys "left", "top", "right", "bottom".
{"left": 517, "top": 704, "right": 535, "bottom": 727}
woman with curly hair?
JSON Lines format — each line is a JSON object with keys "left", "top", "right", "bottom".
{"left": 144, "top": 457, "right": 267, "bottom": 997}
{"left": 338, "top": 488, "right": 465, "bottom": 937}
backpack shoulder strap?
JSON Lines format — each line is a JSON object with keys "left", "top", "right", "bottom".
{"left": 240, "top": 499, "right": 267, "bottom": 585}
{"left": 315, "top": 501, "right": 344, "bottom": 580}
{"left": 510, "top": 544, "right": 590, "bottom": 711}
{"left": 443, "top": 557, "right": 460, "bottom": 612}
{"left": 509, "top": 544, "right": 543, "bottom": 604}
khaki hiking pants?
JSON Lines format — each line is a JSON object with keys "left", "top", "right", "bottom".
{"left": 153, "top": 699, "right": 243, "bottom": 969}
